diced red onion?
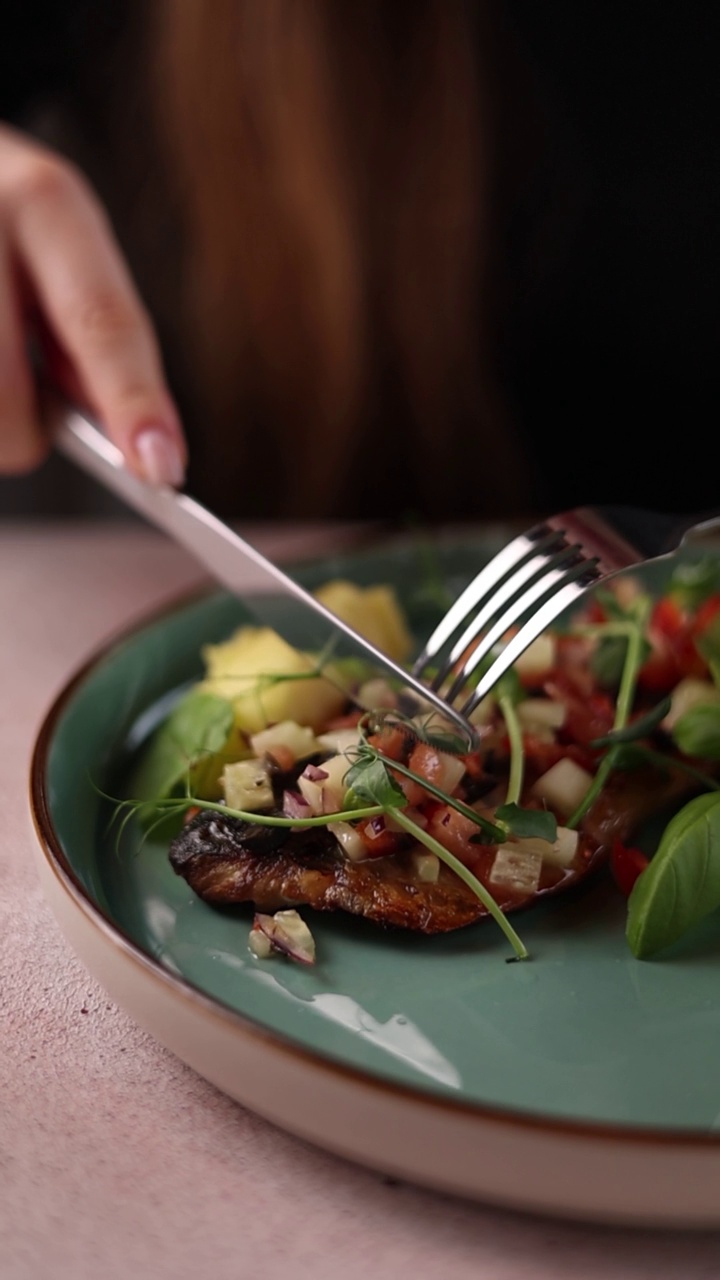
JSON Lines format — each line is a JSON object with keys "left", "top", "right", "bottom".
{"left": 302, "top": 763, "right": 329, "bottom": 782}
{"left": 283, "top": 790, "right": 312, "bottom": 818}
{"left": 366, "top": 816, "right": 386, "bottom": 839}
{"left": 254, "top": 912, "right": 316, "bottom": 965}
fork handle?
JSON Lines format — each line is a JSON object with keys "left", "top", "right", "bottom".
{"left": 547, "top": 506, "right": 720, "bottom": 575}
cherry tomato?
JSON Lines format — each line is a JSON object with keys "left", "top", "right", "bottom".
{"left": 610, "top": 840, "right": 649, "bottom": 896}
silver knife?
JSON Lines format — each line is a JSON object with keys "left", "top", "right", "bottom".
{"left": 50, "top": 397, "right": 477, "bottom": 745}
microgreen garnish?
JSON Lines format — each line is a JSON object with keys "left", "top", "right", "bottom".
{"left": 494, "top": 804, "right": 557, "bottom": 842}
{"left": 362, "top": 706, "right": 472, "bottom": 756}
{"left": 343, "top": 755, "right": 407, "bottom": 809}
{"left": 386, "top": 807, "right": 529, "bottom": 960}
{"left": 110, "top": 792, "right": 387, "bottom": 833}
{"left": 568, "top": 601, "right": 652, "bottom": 829}
{"left": 590, "top": 696, "right": 672, "bottom": 748}
{"left": 498, "top": 691, "right": 524, "bottom": 808}
{"left": 352, "top": 715, "right": 506, "bottom": 842}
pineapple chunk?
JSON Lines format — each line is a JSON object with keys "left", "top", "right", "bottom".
{"left": 314, "top": 580, "right": 413, "bottom": 662}
{"left": 200, "top": 627, "right": 346, "bottom": 734}
{"left": 317, "top": 727, "right": 362, "bottom": 754}
{"left": 250, "top": 720, "right": 319, "bottom": 762}
{"left": 222, "top": 759, "right": 274, "bottom": 811}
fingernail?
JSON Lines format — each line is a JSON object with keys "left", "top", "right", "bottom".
{"left": 134, "top": 427, "right": 186, "bottom": 487}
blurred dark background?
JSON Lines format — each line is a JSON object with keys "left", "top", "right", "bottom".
{"left": 2, "top": 3, "right": 720, "bottom": 521}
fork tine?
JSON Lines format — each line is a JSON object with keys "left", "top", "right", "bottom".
{"left": 412, "top": 523, "right": 565, "bottom": 679}
{"left": 458, "top": 569, "right": 602, "bottom": 719}
{"left": 426, "top": 541, "right": 587, "bottom": 692}
{"left": 443, "top": 557, "right": 602, "bottom": 706}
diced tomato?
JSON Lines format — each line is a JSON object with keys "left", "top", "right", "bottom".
{"left": 323, "top": 710, "right": 364, "bottom": 731}
{"left": 461, "top": 751, "right": 487, "bottom": 784}
{"left": 636, "top": 594, "right": 708, "bottom": 690}
{"left": 267, "top": 744, "right": 295, "bottom": 773}
{"left": 355, "top": 817, "right": 404, "bottom": 859}
{"left": 543, "top": 636, "right": 594, "bottom": 697}
{"left": 367, "top": 726, "right": 411, "bottom": 762}
{"left": 403, "top": 741, "right": 466, "bottom": 805}
{"left": 426, "top": 804, "right": 488, "bottom": 868}
{"left": 394, "top": 770, "right": 426, "bottom": 807}
{"left": 583, "top": 599, "right": 608, "bottom": 625}
{"left": 610, "top": 840, "right": 650, "bottom": 896}
{"left": 638, "top": 634, "right": 706, "bottom": 692}
{"left": 523, "top": 734, "right": 597, "bottom": 779}
{"left": 545, "top": 674, "right": 615, "bottom": 747}
{"left": 651, "top": 596, "right": 687, "bottom": 640}
{"left": 563, "top": 691, "right": 615, "bottom": 747}
{"left": 183, "top": 806, "right": 200, "bottom": 825}
{"left": 636, "top": 646, "right": 684, "bottom": 693}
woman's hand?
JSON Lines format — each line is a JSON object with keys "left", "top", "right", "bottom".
{"left": 0, "top": 124, "right": 186, "bottom": 485}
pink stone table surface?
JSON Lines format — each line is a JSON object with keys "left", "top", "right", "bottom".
{"left": 3, "top": 521, "right": 720, "bottom": 1279}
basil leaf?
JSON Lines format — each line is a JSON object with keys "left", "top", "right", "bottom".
{"left": 673, "top": 704, "right": 720, "bottom": 760}
{"left": 591, "top": 696, "right": 672, "bottom": 748}
{"left": 344, "top": 756, "right": 406, "bottom": 808}
{"left": 495, "top": 803, "right": 558, "bottom": 842}
{"left": 626, "top": 791, "right": 720, "bottom": 958}
{"left": 130, "top": 690, "right": 235, "bottom": 808}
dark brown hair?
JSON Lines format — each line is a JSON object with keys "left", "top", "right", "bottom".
{"left": 155, "top": 1, "right": 530, "bottom": 518}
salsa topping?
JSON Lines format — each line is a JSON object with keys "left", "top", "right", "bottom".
{"left": 121, "top": 563, "right": 720, "bottom": 963}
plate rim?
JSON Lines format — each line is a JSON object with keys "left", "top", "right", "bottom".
{"left": 29, "top": 571, "right": 720, "bottom": 1156}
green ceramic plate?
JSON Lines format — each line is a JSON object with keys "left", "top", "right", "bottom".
{"left": 31, "top": 536, "right": 720, "bottom": 1226}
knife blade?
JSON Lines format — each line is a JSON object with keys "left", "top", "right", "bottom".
{"left": 50, "top": 398, "right": 477, "bottom": 746}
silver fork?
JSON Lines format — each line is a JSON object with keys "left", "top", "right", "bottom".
{"left": 413, "top": 506, "right": 720, "bottom": 722}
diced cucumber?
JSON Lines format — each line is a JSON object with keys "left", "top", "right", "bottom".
{"left": 531, "top": 757, "right": 593, "bottom": 817}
